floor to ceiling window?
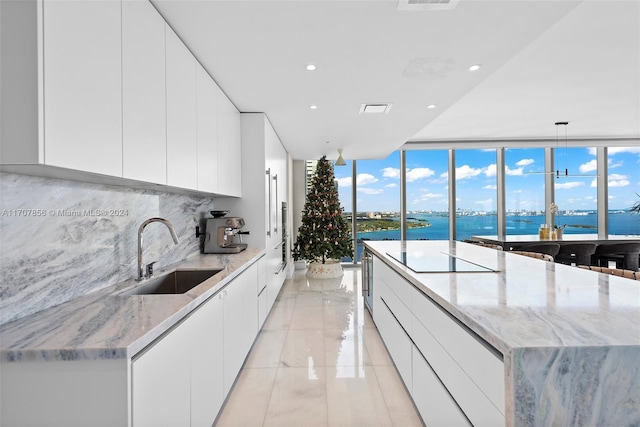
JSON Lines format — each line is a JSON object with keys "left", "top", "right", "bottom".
{"left": 454, "top": 149, "right": 498, "bottom": 241}
{"left": 405, "top": 150, "right": 450, "bottom": 240}
{"left": 307, "top": 142, "right": 638, "bottom": 265}
{"left": 607, "top": 146, "right": 640, "bottom": 235}
{"left": 553, "top": 146, "right": 598, "bottom": 235}
{"left": 505, "top": 148, "right": 545, "bottom": 235}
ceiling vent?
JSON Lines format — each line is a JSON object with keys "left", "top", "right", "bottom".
{"left": 359, "top": 103, "right": 393, "bottom": 114}
{"left": 397, "top": 0, "right": 460, "bottom": 11}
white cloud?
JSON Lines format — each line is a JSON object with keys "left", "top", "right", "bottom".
{"left": 406, "top": 167, "right": 435, "bottom": 182}
{"left": 506, "top": 166, "right": 524, "bottom": 176}
{"left": 516, "top": 158, "right": 534, "bottom": 167}
{"left": 358, "top": 187, "right": 383, "bottom": 195}
{"left": 579, "top": 160, "right": 597, "bottom": 173}
{"left": 475, "top": 198, "right": 494, "bottom": 210}
{"left": 484, "top": 185, "right": 497, "bottom": 190}
{"left": 336, "top": 177, "right": 352, "bottom": 187}
{"left": 356, "top": 173, "right": 378, "bottom": 185}
{"left": 384, "top": 183, "right": 397, "bottom": 188}
{"left": 608, "top": 147, "right": 640, "bottom": 155}
{"left": 590, "top": 178, "right": 597, "bottom": 188}
{"left": 415, "top": 192, "right": 443, "bottom": 202}
{"left": 457, "top": 165, "right": 484, "bottom": 180}
{"left": 484, "top": 164, "right": 496, "bottom": 177}
{"left": 609, "top": 174, "right": 630, "bottom": 188}
{"left": 555, "top": 181, "right": 584, "bottom": 190}
{"left": 381, "top": 167, "right": 399, "bottom": 179}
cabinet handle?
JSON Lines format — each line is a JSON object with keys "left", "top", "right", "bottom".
{"left": 266, "top": 169, "right": 272, "bottom": 237}
{"left": 273, "top": 174, "right": 278, "bottom": 234}
{"left": 362, "top": 254, "right": 370, "bottom": 294}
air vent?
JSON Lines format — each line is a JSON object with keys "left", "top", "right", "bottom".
{"left": 397, "top": 0, "right": 459, "bottom": 11}
{"left": 359, "top": 103, "right": 393, "bottom": 114}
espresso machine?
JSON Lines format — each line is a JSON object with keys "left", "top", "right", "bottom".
{"left": 204, "top": 216, "right": 249, "bottom": 254}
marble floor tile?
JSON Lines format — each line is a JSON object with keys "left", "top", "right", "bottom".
{"left": 280, "top": 329, "right": 326, "bottom": 368}
{"left": 326, "top": 365, "right": 394, "bottom": 426}
{"left": 219, "top": 268, "right": 421, "bottom": 427}
{"left": 289, "top": 305, "right": 324, "bottom": 330}
{"left": 324, "top": 328, "right": 371, "bottom": 368}
{"left": 216, "top": 367, "right": 278, "bottom": 427}
{"left": 374, "top": 365, "right": 424, "bottom": 427}
{"left": 244, "top": 329, "right": 288, "bottom": 368}
{"left": 262, "top": 303, "right": 295, "bottom": 331}
{"left": 263, "top": 366, "right": 328, "bottom": 427}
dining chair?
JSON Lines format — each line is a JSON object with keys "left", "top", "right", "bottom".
{"left": 555, "top": 243, "right": 598, "bottom": 266}
{"left": 463, "top": 240, "right": 504, "bottom": 251}
{"left": 593, "top": 242, "right": 640, "bottom": 271}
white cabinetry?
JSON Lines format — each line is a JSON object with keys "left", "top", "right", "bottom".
{"left": 165, "top": 26, "right": 198, "bottom": 189}
{"left": 190, "top": 290, "right": 224, "bottom": 427}
{"left": 217, "top": 92, "right": 242, "bottom": 197}
{"left": 1, "top": 0, "right": 241, "bottom": 196}
{"left": 223, "top": 262, "right": 258, "bottom": 395}
{"left": 42, "top": 0, "right": 122, "bottom": 176}
{"left": 122, "top": 0, "right": 167, "bottom": 184}
{"left": 196, "top": 64, "right": 219, "bottom": 193}
{"left": 217, "top": 113, "right": 288, "bottom": 315}
{"left": 132, "top": 317, "right": 192, "bottom": 426}
{"left": 371, "top": 252, "right": 505, "bottom": 426}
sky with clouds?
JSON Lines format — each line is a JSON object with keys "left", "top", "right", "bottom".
{"left": 335, "top": 146, "right": 640, "bottom": 213}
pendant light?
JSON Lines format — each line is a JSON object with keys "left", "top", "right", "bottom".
{"left": 554, "top": 121, "right": 598, "bottom": 178}
{"left": 335, "top": 148, "right": 346, "bottom": 166}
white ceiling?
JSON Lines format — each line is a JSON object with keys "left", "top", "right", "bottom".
{"left": 152, "top": 0, "right": 640, "bottom": 161}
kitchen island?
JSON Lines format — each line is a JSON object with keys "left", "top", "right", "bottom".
{"left": 364, "top": 240, "right": 639, "bottom": 426}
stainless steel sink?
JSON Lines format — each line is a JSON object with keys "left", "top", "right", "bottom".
{"left": 120, "top": 269, "right": 224, "bottom": 296}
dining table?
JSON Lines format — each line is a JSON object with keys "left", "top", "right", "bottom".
{"left": 471, "top": 233, "right": 640, "bottom": 270}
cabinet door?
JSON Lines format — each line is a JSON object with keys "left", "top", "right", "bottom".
{"left": 43, "top": 0, "right": 122, "bottom": 176}
{"left": 223, "top": 263, "right": 258, "bottom": 396}
{"left": 196, "top": 65, "right": 219, "bottom": 193}
{"left": 190, "top": 293, "right": 224, "bottom": 427}
{"left": 132, "top": 320, "right": 191, "bottom": 427}
{"left": 376, "top": 296, "right": 413, "bottom": 392}
{"left": 412, "top": 347, "right": 471, "bottom": 427}
{"left": 217, "top": 93, "right": 241, "bottom": 196}
{"left": 122, "top": 0, "right": 166, "bottom": 184}
{"left": 166, "top": 26, "right": 197, "bottom": 189}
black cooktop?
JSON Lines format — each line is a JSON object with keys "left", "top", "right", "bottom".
{"left": 386, "top": 251, "right": 496, "bottom": 273}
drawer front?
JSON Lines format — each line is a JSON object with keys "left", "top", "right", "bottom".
{"left": 412, "top": 346, "right": 471, "bottom": 427}
{"left": 377, "top": 298, "right": 413, "bottom": 393}
{"left": 410, "top": 285, "right": 505, "bottom": 416}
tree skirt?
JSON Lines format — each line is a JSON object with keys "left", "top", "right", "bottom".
{"left": 306, "top": 260, "right": 344, "bottom": 278}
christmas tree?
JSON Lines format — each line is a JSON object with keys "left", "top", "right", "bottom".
{"left": 292, "top": 156, "right": 353, "bottom": 264}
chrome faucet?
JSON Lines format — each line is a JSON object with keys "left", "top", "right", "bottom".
{"left": 137, "top": 217, "right": 179, "bottom": 281}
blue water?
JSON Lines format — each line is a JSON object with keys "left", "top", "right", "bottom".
{"left": 350, "top": 212, "right": 640, "bottom": 261}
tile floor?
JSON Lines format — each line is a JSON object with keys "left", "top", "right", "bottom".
{"left": 216, "top": 268, "right": 423, "bottom": 427}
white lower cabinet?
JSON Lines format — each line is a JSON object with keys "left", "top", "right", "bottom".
{"left": 370, "top": 253, "right": 505, "bottom": 426}
{"left": 132, "top": 260, "right": 260, "bottom": 427}
{"left": 132, "top": 316, "right": 192, "bottom": 427}
{"left": 190, "top": 291, "right": 224, "bottom": 427}
{"left": 412, "top": 347, "right": 471, "bottom": 427}
{"left": 223, "top": 263, "right": 258, "bottom": 395}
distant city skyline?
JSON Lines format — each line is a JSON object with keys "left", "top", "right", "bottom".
{"left": 334, "top": 147, "right": 640, "bottom": 213}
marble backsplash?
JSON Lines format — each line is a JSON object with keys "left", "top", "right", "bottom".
{"left": 0, "top": 172, "right": 215, "bottom": 325}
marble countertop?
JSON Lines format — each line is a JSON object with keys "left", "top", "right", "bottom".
{"left": 364, "top": 240, "right": 640, "bottom": 355}
{"left": 0, "top": 248, "right": 265, "bottom": 362}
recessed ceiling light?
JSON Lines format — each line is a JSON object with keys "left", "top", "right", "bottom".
{"left": 468, "top": 64, "right": 482, "bottom": 71}
{"left": 305, "top": 64, "right": 317, "bottom": 71}
{"left": 427, "top": 104, "right": 437, "bottom": 109}
{"left": 309, "top": 105, "right": 318, "bottom": 110}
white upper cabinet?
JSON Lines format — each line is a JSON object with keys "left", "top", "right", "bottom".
{"left": 42, "top": 0, "right": 122, "bottom": 176}
{"left": 165, "top": 25, "right": 198, "bottom": 190}
{"left": 217, "top": 92, "right": 242, "bottom": 197}
{"left": 122, "top": 0, "right": 167, "bottom": 185}
{"left": 196, "top": 64, "right": 219, "bottom": 193}
{"left": 122, "top": 0, "right": 167, "bottom": 184}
